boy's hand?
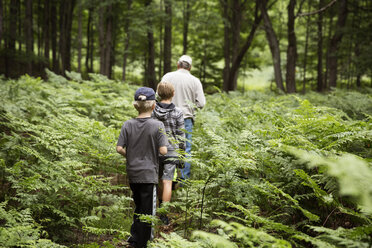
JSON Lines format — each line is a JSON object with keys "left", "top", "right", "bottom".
{"left": 159, "top": 146, "right": 167, "bottom": 155}
{"left": 116, "top": 146, "right": 126, "bottom": 157}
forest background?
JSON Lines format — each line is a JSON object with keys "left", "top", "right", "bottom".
{"left": 0, "top": 0, "right": 372, "bottom": 247}
{"left": 1, "top": 0, "right": 371, "bottom": 92}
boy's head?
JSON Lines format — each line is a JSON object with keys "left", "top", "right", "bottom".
{"left": 133, "top": 87, "right": 156, "bottom": 113}
{"left": 157, "top": 82, "right": 175, "bottom": 101}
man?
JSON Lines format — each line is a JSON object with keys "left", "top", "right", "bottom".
{"left": 161, "top": 55, "right": 206, "bottom": 180}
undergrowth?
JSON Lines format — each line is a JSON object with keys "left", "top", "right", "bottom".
{"left": 0, "top": 73, "right": 371, "bottom": 247}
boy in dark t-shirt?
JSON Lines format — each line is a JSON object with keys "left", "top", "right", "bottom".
{"left": 116, "top": 87, "right": 168, "bottom": 248}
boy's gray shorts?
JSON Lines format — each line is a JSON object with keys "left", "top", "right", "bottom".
{"left": 161, "top": 162, "right": 176, "bottom": 181}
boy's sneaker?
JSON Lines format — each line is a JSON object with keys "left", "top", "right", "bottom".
{"left": 160, "top": 214, "right": 169, "bottom": 225}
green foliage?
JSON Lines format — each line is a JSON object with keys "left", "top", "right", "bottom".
{"left": 0, "top": 72, "right": 138, "bottom": 244}
{"left": 1, "top": 73, "right": 371, "bottom": 247}
{"left": 152, "top": 89, "right": 372, "bottom": 247}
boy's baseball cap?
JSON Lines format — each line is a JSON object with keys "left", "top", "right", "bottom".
{"left": 178, "top": 55, "right": 192, "bottom": 65}
{"left": 134, "top": 87, "right": 156, "bottom": 101}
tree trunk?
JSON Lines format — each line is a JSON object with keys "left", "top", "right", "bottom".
{"left": 182, "top": 0, "right": 190, "bottom": 54}
{"left": 316, "top": 0, "right": 324, "bottom": 92}
{"left": 225, "top": 0, "right": 262, "bottom": 92}
{"left": 260, "top": 0, "right": 285, "bottom": 92}
{"left": 285, "top": 0, "right": 297, "bottom": 93}
{"left": 99, "top": 6, "right": 106, "bottom": 75}
{"left": 17, "top": 0, "right": 21, "bottom": 51}
{"left": 37, "top": 0, "right": 42, "bottom": 57}
{"left": 222, "top": 0, "right": 231, "bottom": 91}
{"left": 85, "top": 7, "right": 93, "bottom": 73}
{"left": 77, "top": 4, "right": 82, "bottom": 73}
{"left": 163, "top": 0, "right": 172, "bottom": 75}
{"left": 302, "top": 5, "right": 311, "bottom": 94}
{"left": 9, "top": 0, "right": 18, "bottom": 51}
{"left": 25, "top": 0, "right": 33, "bottom": 74}
{"left": 51, "top": 0, "right": 58, "bottom": 73}
{"left": 327, "top": 0, "right": 348, "bottom": 89}
{"left": 104, "top": 4, "right": 113, "bottom": 78}
{"left": 59, "top": 0, "right": 75, "bottom": 74}
{"left": 122, "top": 0, "right": 132, "bottom": 82}
{"left": 145, "top": 0, "right": 156, "bottom": 89}
{"left": 0, "top": 0, "right": 3, "bottom": 49}
{"left": 44, "top": 0, "right": 50, "bottom": 62}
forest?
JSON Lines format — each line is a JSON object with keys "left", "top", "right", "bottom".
{"left": 0, "top": 0, "right": 372, "bottom": 247}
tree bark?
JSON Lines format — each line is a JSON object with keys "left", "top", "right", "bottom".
{"left": 0, "top": 0, "right": 3, "bottom": 49}
{"left": 145, "top": 0, "right": 156, "bottom": 89}
{"left": 9, "top": 0, "right": 18, "bottom": 51}
{"left": 99, "top": 6, "right": 106, "bottom": 75}
{"left": 37, "top": 0, "right": 42, "bottom": 57}
{"left": 51, "top": 0, "right": 58, "bottom": 73}
{"left": 260, "top": 0, "right": 285, "bottom": 92}
{"left": 122, "top": 0, "right": 132, "bottom": 82}
{"left": 182, "top": 0, "right": 190, "bottom": 54}
{"left": 59, "top": 0, "right": 75, "bottom": 74}
{"left": 25, "top": 0, "right": 34, "bottom": 74}
{"left": 327, "top": 0, "right": 348, "bottom": 89}
{"left": 44, "top": 0, "right": 50, "bottom": 62}
{"left": 77, "top": 4, "right": 82, "bottom": 73}
{"left": 222, "top": 0, "right": 231, "bottom": 91}
{"left": 163, "top": 0, "right": 172, "bottom": 75}
{"left": 316, "top": 0, "right": 324, "bottom": 92}
{"left": 302, "top": 4, "right": 311, "bottom": 94}
{"left": 286, "top": 0, "right": 297, "bottom": 93}
{"left": 104, "top": 4, "right": 113, "bottom": 78}
{"left": 85, "top": 7, "right": 93, "bottom": 73}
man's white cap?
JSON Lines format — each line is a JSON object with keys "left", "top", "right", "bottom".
{"left": 178, "top": 55, "right": 192, "bottom": 66}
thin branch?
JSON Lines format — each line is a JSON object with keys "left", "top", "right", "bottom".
{"left": 296, "top": 0, "right": 338, "bottom": 18}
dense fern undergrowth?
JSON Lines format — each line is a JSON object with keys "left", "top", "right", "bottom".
{"left": 0, "top": 73, "right": 371, "bottom": 247}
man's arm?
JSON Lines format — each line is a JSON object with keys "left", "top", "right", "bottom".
{"left": 195, "top": 79, "right": 206, "bottom": 109}
{"left": 116, "top": 146, "right": 126, "bottom": 157}
{"left": 159, "top": 146, "right": 167, "bottom": 155}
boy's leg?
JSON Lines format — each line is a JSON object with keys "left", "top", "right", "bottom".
{"left": 161, "top": 162, "right": 176, "bottom": 202}
{"left": 128, "top": 183, "right": 157, "bottom": 248}
{"left": 181, "top": 118, "right": 193, "bottom": 180}
{"left": 162, "top": 180, "right": 173, "bottom": 202}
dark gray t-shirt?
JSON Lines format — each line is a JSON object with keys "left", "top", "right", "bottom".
{"left": 117, "top": 118, "right": 168, "bottom": 184}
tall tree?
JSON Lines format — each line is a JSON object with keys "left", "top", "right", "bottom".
{"left": 316, "top": 0, "right": 324, "bottom": 92}
{"left": 122, "top": 0, "right": 132, "bottom": 82}
{"left": 285, "top": 0, "right": 297, "bottom": 93}
{"left": 0, "top": 0, "right": 3, "bottom": 49}
{"left": 182, "top": 0, "right": 191, "bottom": 54}
{"left": 223, "top": 0, "right": 262, "bottom": 92}
{"left": 43, "top": 0, "right": 50, "bottom": 62}
{"left": 163, "top": 0, "right": 172, "bottom": 75}
{"left": 9, "top": 0, "right": 19, "bottom": 51}
{"left": 260, "top": 0, "right": 285, "bottom": 92}
{"left": 51, "top": 0, "right": 58, "bottom": 73}
{"left": 85, "top": 7, "right": 94, "bottom": 73}
{"left": 59, "top": 0, "right": 75, "bottom": 74}
{"left": 25, "top": 0, "right": 34, "bottom": 74}
{"left": 327, "top": 0, "right": 348, "bottom": 89}
{"left": 77, "top": 3, "right": 82, "bottom": 73}
{"left": 145, "top": 0, "right": 156, "bottom": 89}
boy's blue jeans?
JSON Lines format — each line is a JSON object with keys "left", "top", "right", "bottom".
{"left": 181, "top": 118, "right": 193, "bottom": 179}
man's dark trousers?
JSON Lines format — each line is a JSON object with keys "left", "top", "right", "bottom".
{"left": 128, "top": 183, "right": 157, "bottom": 248}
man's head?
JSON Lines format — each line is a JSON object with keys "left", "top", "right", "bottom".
{"left": 177, "top": 55, "right": 192, "bottom": 70}
{"left": 133, "top": 87, "right": 156, "bottom": 113}
{"left": 157, "top": 82, "right": 174, "bottom": 101}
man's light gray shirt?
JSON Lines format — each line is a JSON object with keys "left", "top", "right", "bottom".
{"left": 161, "top": 69, "right": 206, "bottom": 119}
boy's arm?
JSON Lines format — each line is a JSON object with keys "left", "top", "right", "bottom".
{"left": 116, "top": 146, "right": 126, "bottom": 157}
{"left": 159, "top": 146, "right": 167, "bottom": 155}
{"left": 176, "top": 111, "right": 186, "bottom": 151}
